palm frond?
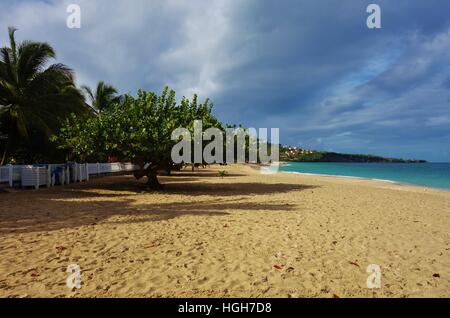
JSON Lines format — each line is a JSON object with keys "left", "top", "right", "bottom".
{"left": 0, "top": 47, "right": 17, "bottom": 85}
{"left": 81, "top": 85, "right": 95, "bottom": 103}
{"left": 7, "top": 26, "right": 18, "bottom": 64}
{"left": 24, "top": 63, "right": 74, "bottom": 97}
{"left": 17, "top": 41, "right": 56, "bottom": 85}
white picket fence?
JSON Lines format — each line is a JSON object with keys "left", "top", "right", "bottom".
{"left": 0, "top": 162, "right": 139, "bottom": 189}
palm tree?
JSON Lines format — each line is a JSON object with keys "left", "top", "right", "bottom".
{"left": 82, "top": 81, "right": 118, "bottom": 113}
{"left": 0, "top": 27, "right": 87, "bottom": 164}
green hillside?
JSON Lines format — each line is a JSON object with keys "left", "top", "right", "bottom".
{"left": 280, "top": 149, "right": 426, "bottom": 163}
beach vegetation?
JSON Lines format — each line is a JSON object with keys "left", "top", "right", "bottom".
{"left": 280, "top": 147, "right": 426, "bottom": 163}
{"left": 53, "top": 87, "right": 222, "bottom": 189}
{"left": 81, "top": 81, "right": 119, "bottom": 113}
{"left": 0, "top": 27, "right": 89, "bottom": 164}
{"left": 218, "top": 170, "right": 228, "bottom": 178}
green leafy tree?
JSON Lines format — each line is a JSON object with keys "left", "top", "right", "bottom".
{"left": 0, "top": 27, "right": 88, "bottom": 164}
{"left": 54, "top": 86, "right": 222, "bottom": 189}
{"left": 82, "top": 81, "right": 119, "bottom": 113}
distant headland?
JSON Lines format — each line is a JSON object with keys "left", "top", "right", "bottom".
{"left": 280, "top": 146, "right": 427, "bottom": 163}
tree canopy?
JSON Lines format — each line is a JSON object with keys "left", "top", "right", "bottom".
{"left": 0, "top": 27, "right": 89, "bottom": 164}
{"left": 53, "top": 86, "right": 222, "bottom": 189}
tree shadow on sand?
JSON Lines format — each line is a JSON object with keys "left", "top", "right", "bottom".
{"left": 0, "top": 174, "right": 319, "bottom": 234}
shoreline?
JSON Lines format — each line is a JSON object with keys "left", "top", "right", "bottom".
{"left": 261, "top": 162, "right": 450, "bottom": 193}
{"left": 277, "top": 170, "right": 450, "bottom": 193}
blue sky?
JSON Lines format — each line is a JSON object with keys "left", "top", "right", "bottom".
{"left": 1, "top": 0, "right": 450, "bottom": 161}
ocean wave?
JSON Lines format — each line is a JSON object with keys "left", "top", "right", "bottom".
{"left": 281, "top": 171, "right": 399, "bottom": 184}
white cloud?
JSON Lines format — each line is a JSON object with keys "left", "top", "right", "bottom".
{"left": 0, "top": 0, "right": 245, "bottom": 99}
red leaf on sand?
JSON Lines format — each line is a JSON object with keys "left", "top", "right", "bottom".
{"left": 349, "top": 261, "right": 360, "bottom": 267}
{"left": 273, "top": 265, "right": 284, "bottom": 270}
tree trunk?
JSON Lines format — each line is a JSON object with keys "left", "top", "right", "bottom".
{"left": 0, "top": 137, "right": 11, "bottom": 165}
{"left": 1, "top": 124, "right": 16, "bottom": 165}
{"left": 132, "top": 161, "right": 164, "bottom": 191}
{"left": 146, "top": 168, "right": 163, "bottom": 190}
{"left": 0, "top": 147, "right": 7, "bottom": 166}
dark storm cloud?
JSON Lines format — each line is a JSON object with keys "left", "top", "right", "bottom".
{"left": 1, "top": 0, "right": 449, "bottom": 161}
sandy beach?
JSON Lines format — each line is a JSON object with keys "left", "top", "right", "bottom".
{"left": 0, "top": 164, "right": 449, "bottom": 298}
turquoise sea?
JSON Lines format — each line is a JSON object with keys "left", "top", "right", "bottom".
{"left": 279, "top": 162, "right": 450, "bottom": 190}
